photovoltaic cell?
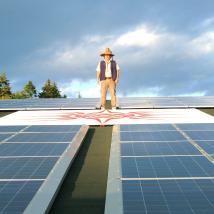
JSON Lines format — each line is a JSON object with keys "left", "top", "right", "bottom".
{"left": 106, "top": 123, "right": 214, "bottom": 214}
{"left": 0, "top": 157, "right": 58, "bottom": 179}
{"left": 121, "top": 156, "right": 214, "bottom": 178}
{"left": 0, "top": 134, "right": 13, "bottom": 141}
{"left": 120, "top": 124, "right": 176, "bottom": 132}
{"left": 118, "top": 96, "right": 214, "bottom": 109}
{"left": 120, "top": 131, "right": 186, "bottom": 142}
{"left": 195, "top": 141, "right": 214, "bottom": 154}
{"left": 6, "top": 132, "right": 76, "bottom": 142}
{"left": 0, "top": 181, "right": 43, "bottom": 214}
{"left": 121, "top": 141, "right": 201, "bottom": 156}
{"left": 0, "top": 124, "right": 85, "bottom": 213}
{"left": 24, "top": 125, "right": 81, "bottom": 132}
{"left": 123, "top": 179, "right": 214, "bottom": 214}
{"left": 176, "top": 123, "right": 214, "bottom": 131}
{"left": 0, "top": 126, "right": 26, "bottom": 132}
{"left": 184, "top": 131, "right": 214, "bottom": 141}
{"left": 0, "top": 98, "right": 99, "bottom": 110}
{"left": 0, "top": 143, "right": 69, "bottom": 156}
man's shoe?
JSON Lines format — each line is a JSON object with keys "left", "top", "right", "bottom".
{"left": 112, "top": 107, "right": 117, "bottom": 110}
{"left": 101, "top": 107, "right": 105, "bottom": 110}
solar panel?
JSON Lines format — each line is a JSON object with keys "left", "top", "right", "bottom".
{"left": 105, "top": 123, "right": 214, "bottom": 214}
{"left": 0, "top": 134, "right": 13, "bottom": 141}
{"left": 120, "top": 124, "right": 176, "bottom": 132}
{"left": 118, "top": 96, "right": 214, "bottom": 109}
{"left": 121, "top": 141, "right": 200, "bottom": 156}
{"left": 24, "top": 125, "right": 80, "bottom": 132}
{"left": 196, "top": 141, "right": 214, "bottom": 154}
{"left": 0, "top": 143, "right": 69, "bottom": 156}
{"left": 121, "top": 156, "right": 214, "bottom": 178}
{"left": 120, "top": 131, "right": 186, "bottom": 142}
{"left": 0, "top": 157, "right": 58, "bottom": 179}
{"left": 0, "top": 124, "right": 88, "bottom": 214}
{"left": 7, "top": 132, "right": 76, "bottom": 142}
{"left": 0, "top": 181, "right": 43, "bottom": 214}
{"left": 0, "top": 98, "right": 100, "bottom": 110}
{"left": 122, "top": 179, "right": 214, "bottom": 214}
{"left": 0, "top": 126, "right": 26, "bottom": 132}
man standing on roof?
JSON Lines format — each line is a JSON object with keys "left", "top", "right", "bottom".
{"left": 96, "top": 48, "right": 120, "bottom": 110}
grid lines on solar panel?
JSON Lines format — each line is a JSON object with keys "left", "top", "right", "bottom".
{"left": 120, "top": 131, "right": 186, "bottom": 142}
{"left": 0, "top": 181, "right": 43, "bottom": 214}
{"left": 115, "top": 124, "right": 214, "bottom": 214}
{"left": 121, "top": 141, "right": 201, "bottom": 156}
{"left": 118, "top": 96, "right": 214, "bottom": 108}
{"left": 120, "top": 124, "right": 176, "bottom": 132}
{"left": 0, "top": 134, "right": 14, "bottom": 141}
{"left": 0, "top": 125, "right": 82, "bottom": 213}
{"left": 0, "top": 157, "right": 58, "bottom": 179}
{"left": 0, "top": 98, "right": 99, "bottom": 110}
{"left": 23, "top": 125, "right": 81, "bottom": 132}
{"left": 123, "top": 179, "right": 214, "bottom": 214}
{"left": 0, "top": 143, "right": 69, "bottom": 156}
{"left": 0, "top": 126, "right": 26, "bottom": 133}
{"left": 121, "top": 156, "right": 214, "bottom": 178}
{"left": 6, "top": 132, "right": 76, "bottom": 142}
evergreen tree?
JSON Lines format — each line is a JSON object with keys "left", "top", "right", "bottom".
{"left": 0, "top": 73, "right": 12, "bottom": 99}
{"left": 12, "top": 91, "right": 26, "bottom": 99}
{"left": 23, "top": 81, "right": 37, "bottom": 98}
{"left": 38, "top": 79, "right": 62, "bottom": 98}
{"left": 12, "top": 81, "right": 37, "bottom": 99}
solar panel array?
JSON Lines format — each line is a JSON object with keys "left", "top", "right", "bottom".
{"left": 106, "top": 123, "right": 214, "bottom": 214}
{"left": 0, "top": 125, "right": 87, "bottom": 214}
{"left": 0, "top": 98, "right": 100, "bottom": 110}
{"left": 118, "top": 96, "right": 214, "bottom": 109}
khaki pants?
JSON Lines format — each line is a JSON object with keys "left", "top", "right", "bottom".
{"left": 101, "top": 79, "right": 116, "bottom": 108}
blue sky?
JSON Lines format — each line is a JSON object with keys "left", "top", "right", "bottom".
{"left": 1, "top": 0, "right": 214, "bottom": 97}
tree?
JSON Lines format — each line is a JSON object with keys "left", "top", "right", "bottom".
{"left": 38, "top": 79, "right": 62, "bottom": 98}
{"left": 23, "top": 81, "right": 37, "bottom": 98}
{"left": 12, "top": 91, "right": 26, "bottom": 99}
{"left": 0, "top": 73, "right": 12, "bottom": 99}
{"left": 12, "top": 80, "right": 37, "bottom": 99}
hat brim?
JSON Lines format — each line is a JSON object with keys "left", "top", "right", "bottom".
{"left": 100, "top": 53, "right": 114, "bottom": 57}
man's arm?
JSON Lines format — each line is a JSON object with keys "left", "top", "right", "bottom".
{"left": 96, "top": 62, "right": 100, "bottom": 84}
{"left": 96, "top": 71, "right": 100, "bottom": 84}
{"left": 115, "top": 63, "right": 120, "bottom": 84}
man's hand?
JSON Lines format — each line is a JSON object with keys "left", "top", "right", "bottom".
{"left": 115, "top": 79, "right": 119, "bottom": 84}
{"left": 97, "top": 79, "right": 100, "bottom": 85}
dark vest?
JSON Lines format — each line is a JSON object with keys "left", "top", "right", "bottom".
{"left": 100, "top": 60, "right": 117, "bottom": 81}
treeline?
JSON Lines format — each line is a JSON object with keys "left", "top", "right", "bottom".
{"left": 0, "top": 73, "right": 66, "bottom": 99}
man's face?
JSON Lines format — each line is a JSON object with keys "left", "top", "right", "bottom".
{"left": 104, "top": 54, "right": 111, "bottom": 61}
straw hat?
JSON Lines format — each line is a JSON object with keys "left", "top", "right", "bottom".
{"left": 100, "top": 48, "right": 114, "bottom": 57}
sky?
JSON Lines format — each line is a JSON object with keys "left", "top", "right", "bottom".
{"left": 1, "top": 0, "right": 214, "bottom": 98}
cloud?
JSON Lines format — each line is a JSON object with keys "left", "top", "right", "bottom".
{"left": 114, "top": 25, "right": 160, "bottom": 47}
{"left": 189, "top": 31, "right": 214, "bottom": 56}
{"left": 8, "top": 20, "right": 214, "bottom": 97}
{"left": 200, "top": 17, "right": 214, "bottom": 28}
{"left": 59, "top": 79, "right": 100, "bottom": 98}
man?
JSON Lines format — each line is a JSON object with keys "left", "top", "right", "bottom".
{"left": 96, "top": 48, "right": 120, "bottom": 110}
